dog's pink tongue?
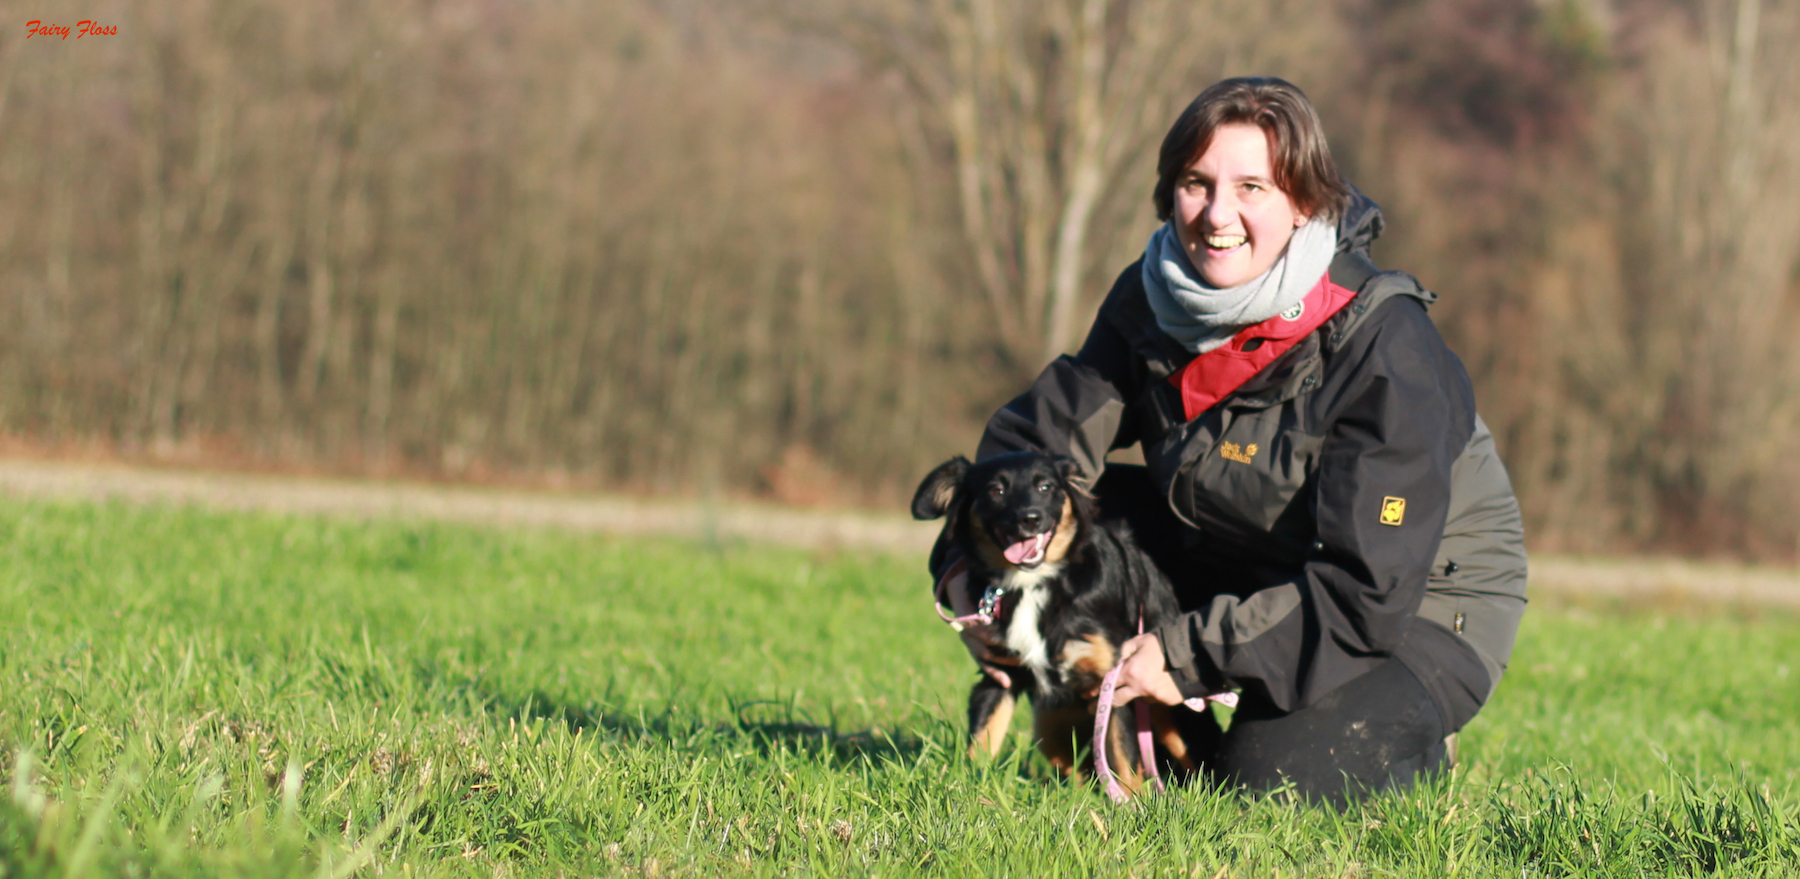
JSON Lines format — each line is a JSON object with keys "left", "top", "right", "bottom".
{"left": 1003, "top": 538, "right": 1038, "bottom": 565}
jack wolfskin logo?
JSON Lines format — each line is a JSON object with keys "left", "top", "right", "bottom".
{"left": 1280, "top": 302, "right": 1305, "bottom": 321}
{"left": 1380, "top": 496, "right": 1406, "bottom": 526}
{"left": 1220, "top": 442, "right": 1259, "bottom": 464}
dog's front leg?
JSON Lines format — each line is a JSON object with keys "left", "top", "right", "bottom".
{"left": 967, "top": 676, "right": 1018, "bottom": 759}
{"left": 1148, "top": 702, "right": 1197, "bottom": 774}
{"left": 1032, "top": 701, "right": 1090, "bottom": 780}
{"left": 1099, "top": 702, "right": 1146, "bottom": 795}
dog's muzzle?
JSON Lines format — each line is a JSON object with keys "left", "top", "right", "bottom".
{"left": 1000, "top": 529, "right": 1053, "bottom": 567}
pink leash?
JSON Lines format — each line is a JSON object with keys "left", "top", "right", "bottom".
{"left": 933, "top": 559, "right": 1002, "bottom": 631}
{"left": 1092, "top": 618, "right": 1238, "bottom": 804}
{"left": 935, "top": 565, "right": 1241, "bottom": 804}
{"left": 935, "top": 585, "right": 1003, "bottom": 631}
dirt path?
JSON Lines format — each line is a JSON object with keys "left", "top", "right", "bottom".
{"left": 2, "top": 456, "right": 1796, "bottom": 609}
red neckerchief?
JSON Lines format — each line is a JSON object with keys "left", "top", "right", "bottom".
{"left": 1168, "top": 273, "right": 1358, "bottom": 420}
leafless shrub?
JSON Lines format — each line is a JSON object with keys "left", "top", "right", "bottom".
{"left": 0, "top": 0, "right": 1794, "bottom": 558}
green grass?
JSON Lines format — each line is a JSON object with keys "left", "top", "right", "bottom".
{"left": 0, "top": 499, "right": 1797, "bottom": 877}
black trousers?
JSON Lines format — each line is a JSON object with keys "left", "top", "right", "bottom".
{"left": 1172, "top": 656, "right": 1448, "bottom": 807}
{"left": 1094, "top": 466, "right": 1448, "bottom": 807}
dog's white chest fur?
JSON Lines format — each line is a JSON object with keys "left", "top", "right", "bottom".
{"left": 998, "top": 566, "right": 1061, "bottom": 684}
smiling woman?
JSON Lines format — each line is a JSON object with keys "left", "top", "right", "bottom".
{"left": 936, "top": 77, "right": 1529, "bottom": 808}
{"left": 1171, "top": 123, "right": 1310, "bottom": 288}
{"left": 1139, "top": 82, "right": 1352, "bottom": 356}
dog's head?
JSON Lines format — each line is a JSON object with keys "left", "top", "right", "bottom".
{"left": 911, "top": 451, "right": 1094, "bottom": 572}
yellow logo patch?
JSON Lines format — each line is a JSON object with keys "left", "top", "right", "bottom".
{"left": 1220, "top": 442, "right": 1260, "bottom": 464}
{"left": 1379, "top": 496, "right": 1406, "bottom": 526}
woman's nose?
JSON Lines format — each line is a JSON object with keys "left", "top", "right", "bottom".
{"left": 1203, "top": 190, "right": 1237, "bottom": 228}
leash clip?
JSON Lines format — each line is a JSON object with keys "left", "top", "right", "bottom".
{"left": 933, "top": 562, "right": 1007, "bottom": 631}
{"left": 974, "top": 584, "right": 1005, "bottom": 621}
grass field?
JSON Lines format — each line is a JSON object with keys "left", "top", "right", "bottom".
{"left": 1, "top": 499, "right": 1797, "bottom": 877}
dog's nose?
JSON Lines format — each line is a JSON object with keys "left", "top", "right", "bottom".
{"left": 1021, "top": 511, "right": 1043, "bottom": 529}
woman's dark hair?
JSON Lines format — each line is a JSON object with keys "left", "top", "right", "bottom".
{"left": 1152, "top": 77, "right": 1351, "bottom": 223}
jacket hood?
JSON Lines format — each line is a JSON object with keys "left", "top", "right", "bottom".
{"left": 1335, "top": 183, "right": 1384, "bottom": 256}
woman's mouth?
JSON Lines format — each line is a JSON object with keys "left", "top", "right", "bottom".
{"left": 1204, "top": 233, "right": 1247, "bottom": 254}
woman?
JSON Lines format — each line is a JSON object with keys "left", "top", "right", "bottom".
{"left": 940, "top": 77, "right": 1527, "bottom": 806}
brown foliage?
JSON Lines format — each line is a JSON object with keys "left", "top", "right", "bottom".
{"left": 0, "top": 0, "right": 1795, "bottom": 558}
{"left": 0, "top": 0, "right": 995, "bottom": 504}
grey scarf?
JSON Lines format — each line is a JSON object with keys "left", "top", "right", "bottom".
{"left": 1141, "top": 217, "right": 1339, "bottom": 353}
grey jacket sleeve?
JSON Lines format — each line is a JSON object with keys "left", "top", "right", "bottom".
{"left": 975, "top": 312, "right": 1147, "bottom": 476}
{"left": 1156, "top": 299, "right": 1476, "bottom": 711}
{"left": 929, "top": 313, "right": 1146, "bottom": 580}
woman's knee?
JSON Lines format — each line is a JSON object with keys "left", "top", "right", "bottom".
{"left": 1198, "top": 660, "right": 1448, "bottom": 807}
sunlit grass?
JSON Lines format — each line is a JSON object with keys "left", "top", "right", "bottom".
{"left": 0, "top": 499, "right": 1796, "bottom": 876}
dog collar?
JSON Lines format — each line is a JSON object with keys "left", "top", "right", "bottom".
{"left": 976, "top": 584, "right": 1006, "bottom": 621}
{"left": 936, "top": 582, "right": 1009, "bottom": 631}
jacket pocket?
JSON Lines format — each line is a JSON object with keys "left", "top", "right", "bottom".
{"left": 1181, "top": 407, "right": 1323, "bottom": 542}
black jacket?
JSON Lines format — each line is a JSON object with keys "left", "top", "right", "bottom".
{"left": 974, "top": 192, "right": 1527, "bottom": 732}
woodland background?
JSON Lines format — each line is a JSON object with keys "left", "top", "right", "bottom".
{"left": 0, "top": 0, "right": 1795, "bottom": 559}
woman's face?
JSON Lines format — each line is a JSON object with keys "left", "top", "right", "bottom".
{"left": 1172, "top": 122, "right": 1309, "bottom": 288}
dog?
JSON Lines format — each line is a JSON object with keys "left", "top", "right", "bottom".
{"left": 911, "top": 450, "right": 1199, "bottom": 792}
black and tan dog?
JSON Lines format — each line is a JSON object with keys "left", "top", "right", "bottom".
{"left": 912, "top": 451, "right": 1197, "bottom": 792}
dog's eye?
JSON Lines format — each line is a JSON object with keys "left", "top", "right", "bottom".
{"left": 987, "top": 484, "right": 1005, "bottom": 497}
{"left": 1036, "top": 481, "right": 1052, "bottom": 493}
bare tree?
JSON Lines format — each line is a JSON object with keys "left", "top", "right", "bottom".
{"left": 818, "top": 0, "right": 1333, "bottom": 369}
{"left": 1619, "top": 0, "right": 1800, "bottom": 551}
{"left": 1, "top": 0, "right": 1796, "bottom": 557}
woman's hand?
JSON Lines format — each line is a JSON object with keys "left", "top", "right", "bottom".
{"left": 940, "top": 564, "right": 1022, "bottom": 689}
{"left": 1109, "top": 632, "right": 1184, "bottom": 706}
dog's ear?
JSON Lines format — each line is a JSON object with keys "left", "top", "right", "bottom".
{"left": 911, "top": 456, "right": 971, "bottom": 520}
{"left": 1053, "top": 457, "right": 1094, "bottom": 500}
{"left": 1054, "top": 456, "right": 1099, "bottom": 525}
